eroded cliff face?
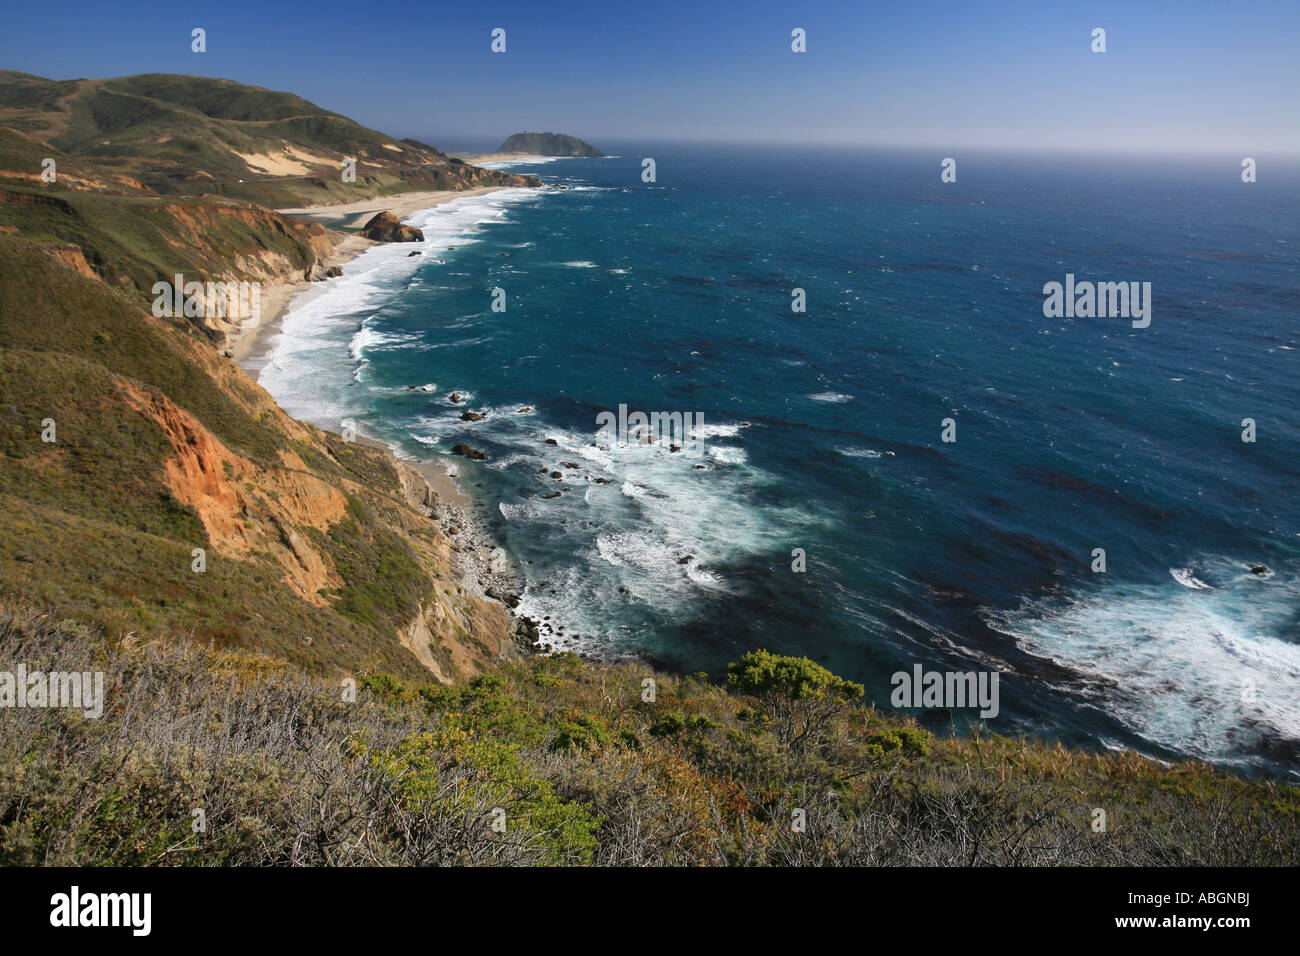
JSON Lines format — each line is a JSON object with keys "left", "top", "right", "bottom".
{"left": 116, "top": 380, "right": 347, "bottom": 607}
{"left": 0, "top": 235, "right": 523, "bottom": 684}
{"left": 146, "top": 199, "right": 338, "bottom": 345}
{"left": 117, "top": 362, "right": 525, "bottom": 680}
{"left": 0, "top": 99, "right": 533, "bottom": 684}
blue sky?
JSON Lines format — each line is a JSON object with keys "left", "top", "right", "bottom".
{"left": 2, "top": 0, "right": 1297, "bottom": 153}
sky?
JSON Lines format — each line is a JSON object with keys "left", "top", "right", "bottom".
{"left": 2, "top": 0, "right": 1297, "bottom": 154}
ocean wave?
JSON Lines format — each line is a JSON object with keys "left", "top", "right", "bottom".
{"left": 691, "top": 423, "right": 741, "bottom": 439}
{"left": 707, "top": 446, "right": 747, "bottom": 464}
{"left": 347, "top": 325, "right": 421, "bottom": 361}
{"left": 256, "top": 188, "right": 544, "bottom": 425}
{"left": 808, "top": 391, "right": 855, "bottom": 403}
{"left": 477, "top": 156, "right": 564, "bottom": 169}
{"left": 984, "top": 555, "right": 1300, "bottom": 772}
{"left": 1170, "top": 567, "right": 1214, "bottom": 590}
{"left": 838, "top": 447, "right": 883, "bottom": 458}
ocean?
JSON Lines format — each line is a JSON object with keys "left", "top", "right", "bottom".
{"left": 255, "top": 144, "right": 1300, "bottom": 778}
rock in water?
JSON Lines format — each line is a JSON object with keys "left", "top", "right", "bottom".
{"left": 497, "top": 131, "right": 604, "bottom": 157}
{"left": 360, "top": 211, "right": 424, "bottom": 243}
{"left": 452, "top": 444, "right": 489, "bottom": 461}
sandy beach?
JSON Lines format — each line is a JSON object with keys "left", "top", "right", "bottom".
{"left": 357, "top": 435, "right": 470, "bottom": 510}
{"left": 230, "top": 186, "right": 514, "bottom": 366}
{"left": 231, "top": 186, "right": 518, "bottom": 512}
{"left": 274, "top": 184, "right": 514, "bottom": 230}
{"left": 453, "top": 152, "right": 549, "bottom": 167}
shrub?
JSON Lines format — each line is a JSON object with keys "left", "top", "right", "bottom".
{"left": 727, "top": 649, "right": 864, "bottom": 752}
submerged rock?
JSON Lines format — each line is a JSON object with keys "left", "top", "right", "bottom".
{"left": 451, "top": 443, "right": 489, "bottom": 461}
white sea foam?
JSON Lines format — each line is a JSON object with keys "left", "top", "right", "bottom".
{"left": 1170, "top": 567, "right": 1213, "bottom": 590}
{"left": 691, "top": 423, "right": 740, "bottom": 439}
{"left": 477, "top": 156, "right": 564, "bottom": 169}
{"left": 347, "top": 325, "right": 418, "bottom": 362}
{"left": 809, "top": 391, "right": 855, "bottom": 403}
{"left": 256, "top": 188, "right": 543, "bottom": 426}
{"left": 474, "top": 414, "right": 816, "bottom": 656}
{"left": 985, "top": 556, "right": 1300, "bottom": 771}
{"left": 707, "top": 446, "right": 747, "bottom": 464}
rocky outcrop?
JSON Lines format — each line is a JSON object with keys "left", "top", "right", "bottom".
{"left": 361, "top": 211, "right": 424, "bottom": 243}
{"left": 41, "top": 244, "right": 96, "bottom": 279}
{"left": 498, "top": 131, "right": 604, "bottom": 157}
{"left": 452, "top": 443, "right": 489, "bottom": 461}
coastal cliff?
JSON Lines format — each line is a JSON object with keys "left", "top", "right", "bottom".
{"left": 0, "top": 75, "right": 534, "bottom": 682}
{"left": 0, "top": 72, "right": 1295, "bottom": 869}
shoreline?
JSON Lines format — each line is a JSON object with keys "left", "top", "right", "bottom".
{"left": 229, "top": 232, "right": 373, "bottom": 366}
{"left": 454, "top": 151, "right": 551, "bottom": 166}
{"left": 273, "top": 184, "right": 515, "bottom": 230}
{"left": 232, "top": 185, "right": 525, "bottom": 600}
{"left": 230, "top": 185, "right": 516, "bottom": 367}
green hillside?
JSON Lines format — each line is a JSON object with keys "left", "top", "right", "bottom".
{"left": 0, "top": 71, "right": 540, "bottom": 207}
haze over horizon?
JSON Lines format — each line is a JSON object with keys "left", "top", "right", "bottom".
{"left": 1, "top": 0, "right": 1297, "bottom": 155}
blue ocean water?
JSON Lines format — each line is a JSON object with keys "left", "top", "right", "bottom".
{"left": 258, "top": 145, "right": 1300, "bottom": 777}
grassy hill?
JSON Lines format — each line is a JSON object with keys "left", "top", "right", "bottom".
{"left": 0, "top": 76, "right": 538, "bottom": 686}
{"left": 0, "top": 236, "right": 522, "bottom": 681}
{"left": 0, "top": 71, "right": 540, "bottom": 207}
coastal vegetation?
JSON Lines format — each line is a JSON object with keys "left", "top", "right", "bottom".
{"left": 0, "top": 71, "right": 1294, "bottom": 866}
{"left": 0, "top": 70, "right": 540, "bottom": 208}
{"left": 0, "top": 605, "right": 1294, "bottom": 866}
